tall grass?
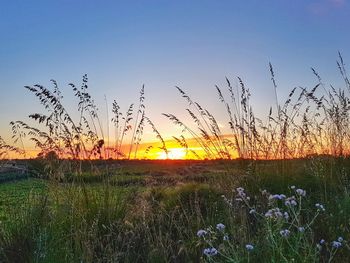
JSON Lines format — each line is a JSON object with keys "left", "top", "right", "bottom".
{"left": 0, "top": 136, "right": 22, "bottom": 161}
{"left": 5, "top": 54, "right": 350, "bottom": 161}
{"left": 7, "top": 77, "right": 156, "bottom": 162}
{"left": 164, "top": 53, "right": 350, "bottom": 160}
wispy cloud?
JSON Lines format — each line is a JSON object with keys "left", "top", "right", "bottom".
{"left": 309, "top": 0, "right": 346, "bottom": 15}
{"left": 330, "top": 0, "right": 346, "bottom": 7}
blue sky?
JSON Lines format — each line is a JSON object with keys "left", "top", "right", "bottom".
{"left": 1, "top": 0, "right": 350, "bottom": 143}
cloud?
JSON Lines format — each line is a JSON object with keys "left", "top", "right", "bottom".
{"left": 309, "top": 0, "right": 346, "bottom": 15}
{"left": 329, "top": 0, "right": 346, "bottom": 7}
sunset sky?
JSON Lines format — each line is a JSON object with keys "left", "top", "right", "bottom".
{"left": 1, "top": 0, "right": 350, "bottom": 158}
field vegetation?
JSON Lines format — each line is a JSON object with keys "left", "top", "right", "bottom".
{"left": 1, "top": 55, "right": 350, "bottom": 262}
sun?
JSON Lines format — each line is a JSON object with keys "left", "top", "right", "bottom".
{"left": 157, "top": 148, "right": 187, "bottom": 160}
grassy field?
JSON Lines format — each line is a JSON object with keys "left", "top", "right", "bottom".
{"left": 0, "top": 158, "right": 349, "bottom": 262}
{"left": 0, "top": 179, "right": 46, "bottom": 223}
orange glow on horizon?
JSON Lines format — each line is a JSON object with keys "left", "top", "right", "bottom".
{"left": 1, "top": 139, "right": 208, "bottom": 160}
{"left": 1, "top": 135, "right": 240, "bottom": 160}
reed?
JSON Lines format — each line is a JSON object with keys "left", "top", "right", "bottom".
{"left": 145, "top": 117, "right": 168, "bottom": 159}
{"left": 8, "top": 77, "right": 149, "bottom": 162}
{"left": 0, "top": 136, "right": 23, "bottom": 161}
{"left": 164, "top": 53, "right": 350, "bottom": 160}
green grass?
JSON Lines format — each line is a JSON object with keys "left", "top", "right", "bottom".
{"left": 0, "top": 178, "right": 46, "bottom": 222}
{"left": 0, "top": 159, "right": 350, "bottom": 262}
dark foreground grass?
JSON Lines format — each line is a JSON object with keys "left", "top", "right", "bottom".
{"left": 0, "top": 158, "right": 350, "bottom": 262}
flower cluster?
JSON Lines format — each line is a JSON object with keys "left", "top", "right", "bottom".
{"left": 298, "top": 226, "right": 305, "bottom": 233}
{"left": 197, "top": 222, "right": 255, "bottom": 258}
{"left": 331, "top": 237, "right": 344, "bottom": 249}
{"left": 196, "top": 185, "right": 345, "bottom": 261}
{"left": 216, "top": 223, "right": 225, "bottom": 231}
{"left": 269, "top": 194, "right": 286, "bottom": 200}
{"left": 249, "top": 209, "right": 256, "bottom": 214}
{"left": 203, "top": 247, "right": 218, "bottom": 256}
{"left": 265, "top": 208, "right": 284, "bottom": 220}
{"left": 284, "top": 196, "right": 297, "bottom": 207}
{"left": 280, "top": 229, "right": 291, "bottom": 237}
{"left": 245, "top": 244, "right": 254, "bottom": 251}
{"left": 315, "top": 203, "right": 325, "bottom": 212}
{"left": 296, "top": 188, "right": 306, "bottom": 196}
{"left": 197, "top": 229, "right": 208, "bottom": 238}
{"left": 236, "top": 187, "right": 250, "bottom": 201}
{"left": 221, "top": 194, "right": 233, "bottom": 207}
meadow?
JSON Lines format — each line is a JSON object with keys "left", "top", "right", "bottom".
{"left": 0, "top": 158, "right": 349, "bottom": 262}
{"left": 1, "top": 54, "right": 350, "bottom": 262}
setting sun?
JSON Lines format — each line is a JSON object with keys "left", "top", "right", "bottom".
{"left": 157, "top": 148, "right": 187, "bottom": 160}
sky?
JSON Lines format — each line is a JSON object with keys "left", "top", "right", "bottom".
{"left": 0, "top": 0, "right": 350, "bottom": 157}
